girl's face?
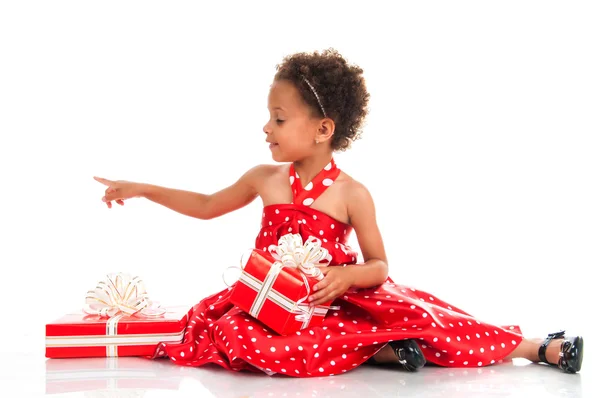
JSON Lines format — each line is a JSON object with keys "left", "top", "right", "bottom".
{"left": 264, "top": 79, "right": 322, "bottom": 162}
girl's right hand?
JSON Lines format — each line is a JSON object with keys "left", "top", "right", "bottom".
{"left": 94, "top": 176, "right": 144, "bottom": 209}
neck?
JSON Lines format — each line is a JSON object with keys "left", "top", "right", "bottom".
{"left": 293, "top": 152, "right": 334, "bottom": 187}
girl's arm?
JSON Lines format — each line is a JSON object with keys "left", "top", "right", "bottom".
{"left": 344, "top": 181, "right": 389, "bottom": 288}
{"left": 308, "top": 181, "right": 389, "bottom": 306}
{"left": 141, "top": 165, "right": 267, "bottom": 220}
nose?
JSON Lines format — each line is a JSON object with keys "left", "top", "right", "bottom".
{"left": 263, "top": 120, "right": 271, "bottom": 135}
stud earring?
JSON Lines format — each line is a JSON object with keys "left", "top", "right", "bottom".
{"left": 315, "top": 139, "right": 319, "bottom": 144}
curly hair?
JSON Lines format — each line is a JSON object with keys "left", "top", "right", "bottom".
{"left": 274, "top": 48, "right": 370, "bottom": 152}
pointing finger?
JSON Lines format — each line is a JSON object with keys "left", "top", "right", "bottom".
{"left": 94, "top": 176, "right": 113, "bottom": 186}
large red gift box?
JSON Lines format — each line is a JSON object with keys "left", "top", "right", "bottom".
{"left": 45, "top": 305, "right": 193, "bottom": 358}
{"left": 229, "top": 248, "right": 334, "bottom": 336}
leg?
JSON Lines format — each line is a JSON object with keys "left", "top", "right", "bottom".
{"left": 374, "top": 339, "right": 559, "bottom": 364}
{"left": 371, "top": 344, "right": 397, "bottom": 363}
{"left": 368, "top": 341, "right": 426, "bottom": 371}
{"left": 504, "top": 331, "right": 583, "bottom": 373}
{"left": 504, "top": 337, "right": 558, "bottom": 363}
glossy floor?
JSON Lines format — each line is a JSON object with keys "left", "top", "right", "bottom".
{"left": 2, "top": 340, "right": 593, "bottom": 398}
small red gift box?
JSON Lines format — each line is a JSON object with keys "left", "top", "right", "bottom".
{"left": 45, "top": 305, "right": 193, "bottom": 358}
{"left": 229, "top": 234, "right": 337, "bottom": 336}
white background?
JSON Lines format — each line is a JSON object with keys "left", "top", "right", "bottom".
{"left": 1, "top": 0, "right": 598, "bottom": 367}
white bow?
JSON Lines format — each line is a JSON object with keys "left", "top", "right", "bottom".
{"left": 83, "top": 273, "right": 165, "bottom": 318}
{"left": 267, "top": 233, "right": 332, "bottom": 280}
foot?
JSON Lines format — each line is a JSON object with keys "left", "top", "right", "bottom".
{"left": 367, "top": 340, "right": 426, "bottom": 372}
{"left": 537, "top": 331, "right": 583, "bottom": 373}
{"left": 389, "top": 340, "right": 426, "bottom": 372}
{"left": 534, "top": 337, "right": 562, "bottom": 364}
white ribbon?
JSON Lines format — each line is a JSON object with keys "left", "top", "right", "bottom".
{"left": 267, "top": 234, "right": 332, "bottom": 281}
{"left": 84, "top": 273, "right": 166, "bottom": 318}
{"left": 256, "top": 234, "right": 339, "bottom": 326}
{"left": 223, "top": 234, "right": 340, "bottom": 331}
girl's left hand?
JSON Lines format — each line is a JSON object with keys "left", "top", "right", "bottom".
{"left": 308, "top": 266, "right": 354, "bottom": 307}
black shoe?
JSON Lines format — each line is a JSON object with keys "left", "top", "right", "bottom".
{"left": 538, "top": 330, "right": 584, "bottom": 374}
{"left": 365, "top": 339, "right": 426, "bottom": 372}
{"left": 387, "top": 340, "right": 426, "bottom": 371}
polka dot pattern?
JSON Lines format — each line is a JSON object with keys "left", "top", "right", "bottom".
{"left": 290, "top": 158, "right": 341, "bottom": 209}
{"left": 152, "top": 158, "right": 524, "bottom": 377}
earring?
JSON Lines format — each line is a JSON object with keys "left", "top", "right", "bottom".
{"left": 315, "top": 139, "right": 319, "bottom": 144}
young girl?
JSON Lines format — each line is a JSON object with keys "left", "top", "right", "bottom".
{"left": 94, "top": 49, "right": 583, "bottom": 377}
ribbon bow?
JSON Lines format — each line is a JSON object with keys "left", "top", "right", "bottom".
{"left": 83, "top": 273, "right": 166, "bottom": 318}
{"left": 267, "top": 234, "right": 339, "bottom": 325}
{"left": 267, "top": 234, "right": 332, "bottom": 280}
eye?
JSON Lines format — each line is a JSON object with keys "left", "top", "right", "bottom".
{"left": 276, "top": 119, "right": 285, "bottom": 124}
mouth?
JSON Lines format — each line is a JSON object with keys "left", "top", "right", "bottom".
{"left": 268, "top": 143, "right": 279, "bottom": 149}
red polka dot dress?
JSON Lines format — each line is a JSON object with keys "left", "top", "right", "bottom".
{"left": 151, "top": 158, "right": 524, "bottom": 377}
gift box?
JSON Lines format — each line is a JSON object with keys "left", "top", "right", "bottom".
{"left": 45, "top": 273, "right": 193, "bottom": 358}
{"left": 45, "top": 306, "right": 192, "bottom": 358}
{"left": 229, "top": 234, "right": 338, "bottom": 336}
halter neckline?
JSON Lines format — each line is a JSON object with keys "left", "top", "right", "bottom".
{"left": 289, "top": 158, "right": 341, "bottom": 207}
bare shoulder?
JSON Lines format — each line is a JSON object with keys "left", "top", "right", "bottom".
{"left": 338, "top": 171, "right": 373, "bottom": 204}
{"left": 338, "top": 172, "right": 377, "bottom": 222}
{"left": 243, "top": 163, "right": 290, "bottom": 193}
{"left": 243, "top": 163, "right": 283, "bottom": 182}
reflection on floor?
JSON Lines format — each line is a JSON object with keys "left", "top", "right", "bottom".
{"left": 38, "top": 355, "right": 588, "bottom": 398}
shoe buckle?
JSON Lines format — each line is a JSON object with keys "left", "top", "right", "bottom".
{"left": 547, "top": 330, "right": 566, "bottom": 339}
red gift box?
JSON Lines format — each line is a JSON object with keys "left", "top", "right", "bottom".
{"left": 230, "top": 240, "right": 336, "bottom": 336}
{"left": 45, "top": 305, "right": 192, "bottom": 358}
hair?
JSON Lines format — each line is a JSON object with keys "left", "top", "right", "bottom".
{"left": 274, "top": 48, "right": 370, "bottom": 152}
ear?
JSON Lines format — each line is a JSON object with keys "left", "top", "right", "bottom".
{"left": 315, "top": 118, "right": 335, "bottom": 143}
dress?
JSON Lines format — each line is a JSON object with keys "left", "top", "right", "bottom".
{"left": 151, "top": 158, "right": 524, "bottom": 377}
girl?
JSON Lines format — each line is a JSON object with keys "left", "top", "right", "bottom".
{"left": 94, "top": 49, "right": 583, "bottom": 377}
